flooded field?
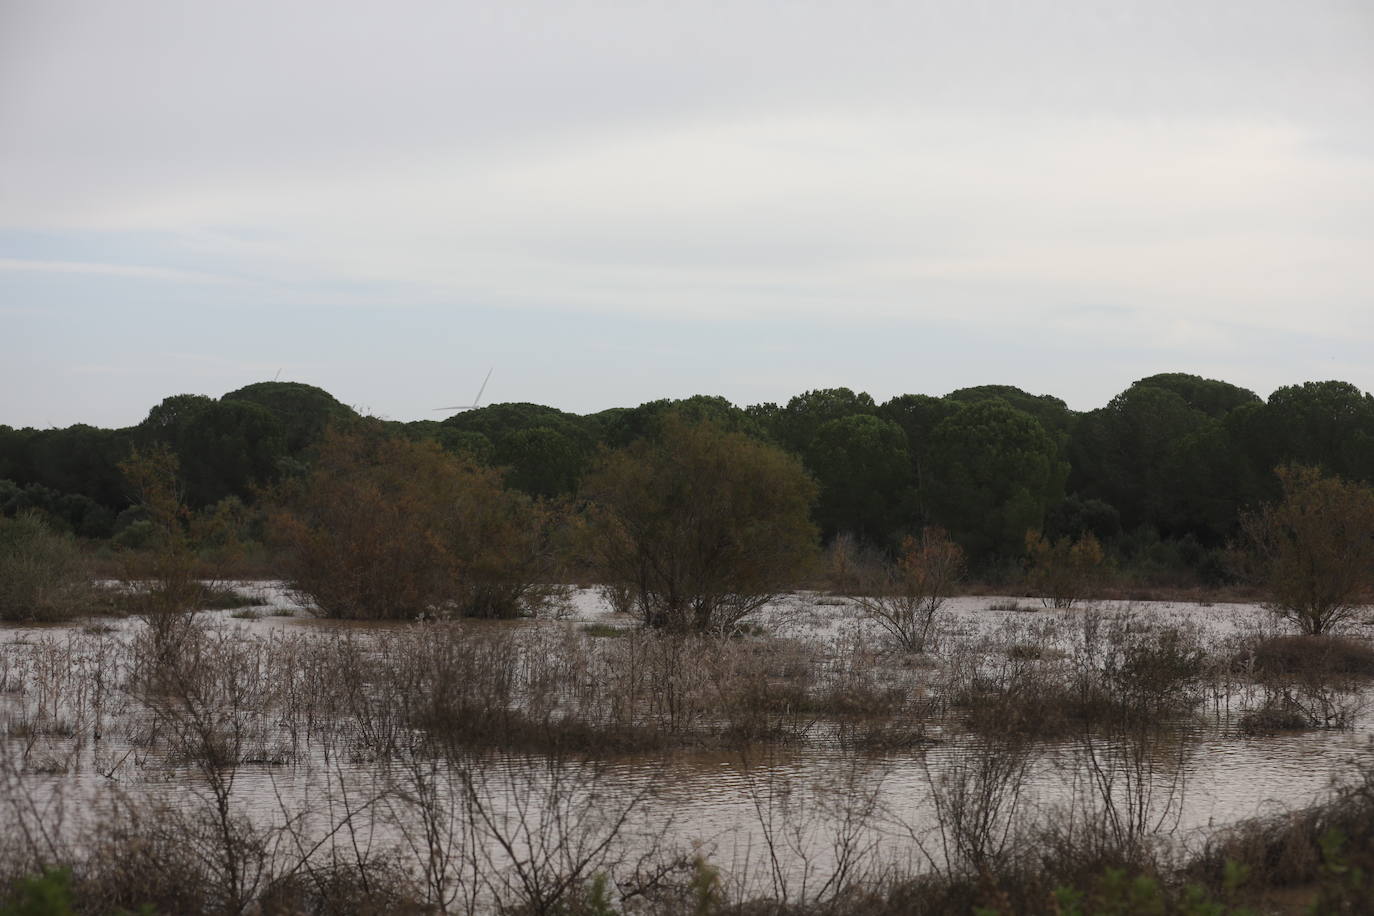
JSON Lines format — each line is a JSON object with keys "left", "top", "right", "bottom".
{"left": 3, "top": 586, "right": 1373, "bottom": 912}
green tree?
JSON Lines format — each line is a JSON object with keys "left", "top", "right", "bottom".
{"left": 945, "top": 384, "right": 1076, "bottom": 438}
{"left": 136, "top": 393, "right": 215, "bottom": 445}
{"left": 1261, "top": 381, "right": 1374, "bottom": 482}
{"left": 400, "top": 420, "right": 497, "bottom": 464}
{"left": 805, "top": 414, "right": 914, "bottom": 543}
{"left": 1239, "top": 466, "right": 1374, "bottom": 635}
{"left": 221, "top": 381, "right": 359, "bottom": 454}
{"left": 177, "top": 399, "right": 288, "bottom": 507}
{"left": 1069, "top": 382, "right": 1215, "bottom": 534}
{"left": 0, "top": 425, "right": 26, "bottom": 482}
{"left": 0, "top": 481, "right": 115, "bottom": 538}
{"left": 24, "top": 425, "right": 129, "bottom": 510}
{"left": 496, "top": 426, "right": 587, "bottom": 498}
{"left": 597, "top": 395, "right": 761, "bottom": 448}
{"left": 1153, "top": 420, "right": 1250, "bottom": 544}
{"left": 928, "top": 400, "right": 1065, "bottom": 561}
{"left": 442, "top": 401, "right": 592, "bottom": 448}
{"left": 1045, "top": 494, "right": 1121, "bottom": 544}
{"left": 1129, "top": 373, "right": 1260, "bottom": 419}
{"left": 580, "top": 416, "right": 818, "bottom": 632}
{"left": 879, "top": 394, "right": 960, "bottom": 524}
{"left": 757, "top": 387, "right": 878, "bottom": 454}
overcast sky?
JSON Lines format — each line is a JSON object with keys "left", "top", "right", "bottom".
{"left": 4, "top": 0, "right": 1372, "bottom": 428}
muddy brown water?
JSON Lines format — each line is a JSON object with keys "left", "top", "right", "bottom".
{"left": 3, "top": 586, "right": 1372, "bottom": 899}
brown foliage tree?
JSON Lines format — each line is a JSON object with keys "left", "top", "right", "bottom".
{"left": 1024, "top": 530, "right": 1105, "bottom": 609}
{"left": 270, "top": 427, "right": 556, "bottom": 620}
{"left": 580, "top": 416, "right": 819, "bottom": 633}
{"left": 1239, "top": 465, "right": 1374, "bottom": 635}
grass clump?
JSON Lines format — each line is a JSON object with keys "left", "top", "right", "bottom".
{"left": 581, "top": 623, "right": 629, "bottom": 638}
{"left": 1245, "top": 635, "right": 1374, "bottom": 679}
{"left": 198, "top": 586, "right": 268, "bottom": 611}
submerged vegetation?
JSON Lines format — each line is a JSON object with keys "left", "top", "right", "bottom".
{"left": 1, "top": 591, "right": 1373, "bottom": 913}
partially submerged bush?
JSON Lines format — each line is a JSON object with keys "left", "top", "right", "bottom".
{"left": 1191, "top": 762, "right": 1374, "bottom": 896}
{"left": 0, "top": 511, "right": 93, "bottom": 622}
{"left": 1024, "top": 530, "right": 1105, "bottom": 609}
{"left": 1238, "top": 465, "right": 1374, "bottom": 635}
{"left": 1245, "top": 634, "right": 1374, "bottom": 679}
{"left": 852, "top": 527, "right": 963, "bottom": 652}
{"left": 270, "top": 426, "right": 556, "bottom": 620}
{"left": 580, "top": 415, "right": 818, "bottom": 633}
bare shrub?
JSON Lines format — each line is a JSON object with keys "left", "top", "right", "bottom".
{"left": 1233, "top": 634, "right": 1372, "bottom": 733}
{"left": 852, "top": 528, "right": 963, "bottom": 653}
{"left": 738, "top": 749, "right": 889, "bottom": 907}
{"left": 1068, "top": 722, "right": 1191, "bottom": 859}
{"left": 824, "top": 531, "right": 869, "bottom": 594}
{"left": 916, "top": 736, "right": 1034, "bottom": 877}
{"left": 117, "top": 446, "right": 216, "bottom": 673}
{"left": 597, "top": 580, "right": 639, "bottom": 616}
{"left": 462, "top": 753, "right": 673, "bottom": 914}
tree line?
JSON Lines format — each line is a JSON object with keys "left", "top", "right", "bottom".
{"left": 4, "top": 373, "right": 1374, "bottom": 581}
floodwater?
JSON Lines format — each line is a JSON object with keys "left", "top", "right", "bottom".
{"left": 3, "top": 586, "right": 1372, "bottom": 899}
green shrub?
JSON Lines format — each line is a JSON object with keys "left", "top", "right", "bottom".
{"left": 0, "top": 512, "right": 93, "bottom": 622}
{"left": 0, "top": 868, "right": 74, "bottom": 916}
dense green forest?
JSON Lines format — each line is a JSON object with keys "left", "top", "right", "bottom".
{"left": 4, "top": 373, "right": 1373, "bottom": 581}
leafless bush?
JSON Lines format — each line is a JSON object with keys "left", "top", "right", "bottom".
{"left": 851, "top": 528, "right": 963, "bottom": 653}
{"left": 465, "top": 753, "right": 674, "bottom": 914}
{"left": 915, "top": 736, "right": 1035, "bottom": 877}
{"left": 1066, "top": 723, "right": 1191, "bottom": 860}
{"left": 736, "top": 748, "right": 890, "bottom": 908}
{"left": 597, "top": 580, "right": 639, "bottom": 616}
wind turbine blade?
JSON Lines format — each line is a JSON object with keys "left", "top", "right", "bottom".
{"left": 473, "top": 367, "right": 493, "bottom": 406}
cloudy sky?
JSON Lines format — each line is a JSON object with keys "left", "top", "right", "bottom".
{"left": 4, "top": 0, "right": 1372, "bottom": 428}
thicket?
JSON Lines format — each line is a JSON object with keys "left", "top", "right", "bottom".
{"left": 269, "top": 426, "right": 561, "bottom": 620}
